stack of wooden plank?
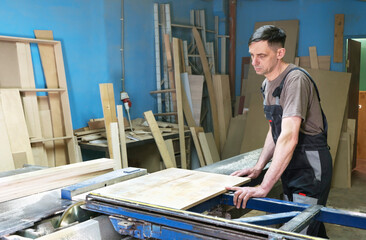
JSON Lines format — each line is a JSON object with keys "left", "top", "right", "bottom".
{"left": 0, "top": 33, "right": 79, "bottom": 170}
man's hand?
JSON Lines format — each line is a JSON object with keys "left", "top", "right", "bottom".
{"left": 230, "top": 168, "right": 262, "bottom": 179}
{"left": 225, "top": 185, "right": 268, "bottom": 209}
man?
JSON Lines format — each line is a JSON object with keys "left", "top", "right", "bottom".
{"left": 225, "top": 25, "right": 332, "bottom": 237}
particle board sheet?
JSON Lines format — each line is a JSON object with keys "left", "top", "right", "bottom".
{"left": 188, "top": 75, "right": 204, "bottom": 126}
{"left": 222, "top": 116, "right": 246, "bottom": 160}
{"left": 92, "top": 168, "right": 249, "bottom": 210}
{"left": 240, "top": 68, "right": 351, "bottom": 163}
{"left": 243, "top": 20, "right": 299, "bottom": 108}
{"left": 332, "top": 132, "right": 351, "bottom": 188}
{"left": 298, "top": 56, "right": 331, "bottom": 70}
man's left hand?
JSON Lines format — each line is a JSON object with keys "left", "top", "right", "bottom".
{"left": 225, "top": 186, "right": 268, "bottom": 209}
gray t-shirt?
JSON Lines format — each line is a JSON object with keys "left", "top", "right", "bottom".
{"left": 262, "top": 64, "right": 324, "bottom": 135}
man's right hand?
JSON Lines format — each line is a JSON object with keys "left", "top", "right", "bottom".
{"left": 230, "top": 168, "right": 262, "bottom": 179}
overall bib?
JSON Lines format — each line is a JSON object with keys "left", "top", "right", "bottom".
{"left": 261, "top": 68, "right": 333, "bottom": 237}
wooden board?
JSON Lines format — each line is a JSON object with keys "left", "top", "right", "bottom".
{"left": 0, "top": 158, "right": 115, "bottom": 203}
{"left": 0, "top": 105, "right": 15, "bottom": 171}
{"left": 357, "top": 91, "right": 366, "bottom": 159}
{"left": 0, "top": 41, "right": 21, "bottom": 87}
{"left": 144, "top": 110, "right": 176, "bottom": 168}
{"left": 34, "top": 30, "right": 68, "bottom": 166}
{"left": 192, "top": 27, "right": 220, "bottom": 149}
{"left": 333, "top": 14, "right": 344, "bottom": 63}
{"left": 190, "top": 127, "right": 206, "bottom": 167}
{"left": 213, "top": 75, "right": 232, "bottom": 155}
{"left": 172, "top": 38, "right": 187, "bottom": 169}
{"left": 188, "top": 75, "right": 204, "bottom": 126}
{"left": 163, "top": 34, "right": 176, "bottom": 114}
{"left": 240, "top": 68, "right": 351, "bottom": 162}
{"left": 332, "top": 132, "right": 351, "bottom": 188}
{"left": 0, "top": 89, "right": 34, "bottom": 167}
{"left": 222, "top": 116, "right": 246, "bottom": 160}
{"left": 117, "top": 105, "right": 128, "bottom": 168}
{"left": 298, "top": 56, "right": 331, "bottom": 70}
{"left": 309, "top": 46, "right": 319, "bottom": 69}
{"left": 199, "top": 132, "right": 220, "bottom": 165}
{"left": 92, "top": 168, "right": 250, "bottom": 210}
{"left": 99, "top": 83, "right": 117, "bottom": 159}
{"left": 110, "top": 122, "right": 122, "bottom": 169}
{"left": 38, "top": 96, "right": 55, "bottom": 167}
{"left": 181, "top": 73, "right": 197, "bottom": 127}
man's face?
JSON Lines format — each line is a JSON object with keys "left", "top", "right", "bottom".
{"left": 249, "top": 40, "right": 282, "bottom": 76}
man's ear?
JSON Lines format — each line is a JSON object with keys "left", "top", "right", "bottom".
{"left": 277, "top": 48, "right": 286, "bottom": 60}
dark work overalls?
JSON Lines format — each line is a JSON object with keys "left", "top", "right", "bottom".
{"left": 261, "top": 67, "right": 332, "bottom": 237}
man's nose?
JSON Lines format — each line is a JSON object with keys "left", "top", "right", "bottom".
{"left": 252, "top": 56, "right": 258, "bottom": 66}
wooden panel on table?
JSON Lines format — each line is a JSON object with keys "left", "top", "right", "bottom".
{"left": 357, "top": 91, "right": 366, "bottom": 160}
{"left": 332, "top": 132, "right": 351, "bottom": 188}
{"left": 110, "top": 122, "right": 122, "bottom": 170}
{"left": 0, "top": 41, "right": 21, "bottom": 87}
{"left": 117, "top": 105, "right": 128, "bottom": 168}
{"left": 92, "top": 168, "right": 250, "bottom": 210}
{"left": 213, "top": 75, "right": 232, "bottom": 155}
{"left": 309, "top": 46, "right": 319, "bottom": 69}
{"left": 38, "top": 96, "right": 55, "bottom": 167}
{"left": 144, "top": 110, "right": 176, "bottom": 168}
{"left": 298, "top": 56, "right": 331, "bottom": 70}
{"left": 0, "top": 158, "right": 115, "bottom": 203}
{"left": 0, "top": 89, "right": 34, "bottom": 167}
{"left": 34, "top": 30, "right": 68, "bottom": 166}
{"left": 198, "top": 132, "right": 220, "bottom": 165}
{"left": 172, "top": 38, "right": 187, "bottom": 169}
{"left": 243, "top": 20, "right": 299, "bottom": 108}
{"left": 0, "top": 106, "right": 15, "bottom": 171}
{"left": 192, "top": 27, "right": 220, "bottom": 149}
{"left": 16, "top": 42, "right": 48, "bottom": 166}
{"left": 333, "top": 14, "right": 344, "bottom": 63}
{"left": 222, "top": 116, "right": 246, "bottom": 160}
{"left": 190, "top": 127, "right": 206, "bottom": 167}
{"left": 188, "top": 75, "right": 204, "bottom": 126}
{"left": 99, "top": 83, "right": 117, "bottom": 159}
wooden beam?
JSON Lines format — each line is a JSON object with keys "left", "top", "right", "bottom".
{"left": 0, "top": 158, "right": 115, "bottom": 203}
{"left": 333, "top": 14, "right": 344, "bottom": 63}
{"left": 172, "top": 38, "right": 187, "bottom": 169}
{"left": 99, "top": 83, "right": 117, "bottom": 159}
{"left": 117, "top": 105, "right": 128, "bottom": 168}
{"left": 192, "top": 27, "right": 220, "bottom": 149}
{"left": 144, "top": 110, "right": 176, "bottom": 168}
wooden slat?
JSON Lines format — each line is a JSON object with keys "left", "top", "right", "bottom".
{"left": 198, "top": 132, "right": 220, "bottom": 165}
{"left": 213, "top": 75, "right": 232, "bottom": 155}
{"left": 192, "top": 27, "right": 220, "bottom": 149}
{"left": 0, "top": 158, "right": 115, "bottom": 203}
{"left": 111, "top": 122, "right": 122, "bottom": 170}
{"left": 117, "top": 105, "right": 128, "bottom": 168}
{"left": 309, "top": 46, "right": 319, "bottom": 69}
{"left": 333, "top": 14, "right": 344, "bottom": 63}
{"left": 164, "top": 34, "right": 177, "bottom": 114}
{"left": 0, "top": 106, "right": 15, "bottom": 171}
{"left": 172, "top": 38, "right": 187, "bottom": 169}
{"left": 92, "top": 168, "right": 250, "bottom": 210}
{"left": 99, "top": 83, "right": 117, "bottom": 159}
{"left": 34, "top": 30, "right": 68, "bottom": 166}
{"left": 190, "top": 127, "right": 206, "bottom": 167}
{"left": 0, "top": 89, "right": 34, "bottom": 167}
{"left": 188, "top": 75, "right": 204, "bottom": 126}
{"left": 144, "top": 110, "right": 176, "bottom": 168}
{"left": 38, "top": 96, "right": 55, "bottom": 167}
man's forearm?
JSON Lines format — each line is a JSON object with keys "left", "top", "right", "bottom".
{"left": 255, "top": 129, "right": 275, "bottom": 171}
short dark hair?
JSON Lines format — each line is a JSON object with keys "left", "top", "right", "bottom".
{"left": 248, "top": 25, "right": 286, "bottom": 48}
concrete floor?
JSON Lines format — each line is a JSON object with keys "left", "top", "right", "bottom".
{"left": 325, "top": 158, "right": 366, "bottom": 239}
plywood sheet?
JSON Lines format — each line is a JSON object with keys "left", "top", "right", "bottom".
{"left": 93, "top": 168, "right": 249, "bottom": 210}
{"left": 0, "top": 106, "right": 15, "bottom": 171}
{"left": 0, "top": 41, "right": 21, "bottom": 87}
{"left": 298, "top": 56, "right": 330, "bottom": 70}
{"left": 199, "top": 132, "right": 220, "bottom": 164}
{"left": 38, "top": 96, "right": 55, "bottom": 167}
{"left": 222, "top": 116, "right": 246, "bottom": 160}
{"left": 332, "top": 132, "right": 351, "bottom": 188}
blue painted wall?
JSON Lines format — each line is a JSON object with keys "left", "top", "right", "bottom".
{"left": 0, "top": 0, "right": 215, "bottom": 129}
{"left": 236, "top": 0, "right": 366, "bottom": 96}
